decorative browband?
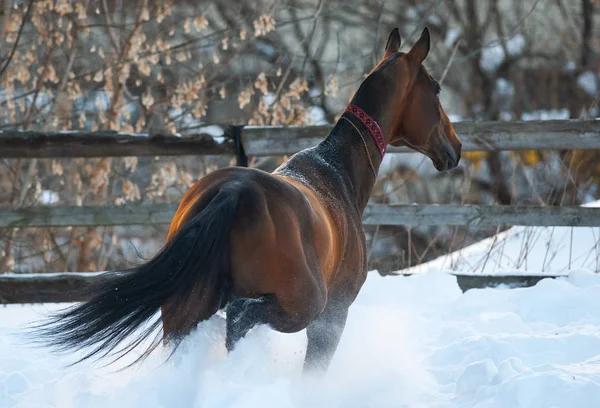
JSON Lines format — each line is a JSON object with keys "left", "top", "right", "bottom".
{"left": 343, "top": 104, "right": 386, "bottom": 158}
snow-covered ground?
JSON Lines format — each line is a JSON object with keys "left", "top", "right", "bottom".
{"left": 3, "top": 270, "right": 600, "bottom": 408}
{"left": 2, "top": 205, "right": 600, "bottom": 407}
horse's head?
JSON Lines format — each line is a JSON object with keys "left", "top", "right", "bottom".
{"left": 368, "top": 27, "right": 462, "bottom": 172}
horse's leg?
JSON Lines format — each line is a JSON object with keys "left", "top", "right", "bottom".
{"left": 303, "top": 296, "right": 350, "bottom": 374}
{"left": 226, "top": 285, "right": 327, "bottom": 352}
{"left": 225, "top": 296, "right": 274, "bottom": 351}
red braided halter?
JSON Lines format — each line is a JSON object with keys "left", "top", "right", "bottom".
{"left": 343, "top": 104, "right": 386, "bottom": 158}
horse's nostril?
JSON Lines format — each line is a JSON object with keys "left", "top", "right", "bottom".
{"left": 444, "top": 147, "right": 458, "bottom": 168}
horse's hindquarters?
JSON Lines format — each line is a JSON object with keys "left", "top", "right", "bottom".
{"left": 228, "top": 174, "right": 334, "bottom": 333}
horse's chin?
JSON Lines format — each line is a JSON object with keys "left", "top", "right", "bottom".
{"left": 431, "top": 156, "right": 455, "bottom": 172}
{"left": 431, "top": 157, "right": 446, "bottom": 172}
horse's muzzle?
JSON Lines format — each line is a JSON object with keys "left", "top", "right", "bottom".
{"left": 432, "top": 142, "right": 461, "bottom": 172}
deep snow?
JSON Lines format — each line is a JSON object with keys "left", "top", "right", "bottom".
{"left": 3, "top": 203, "right": 600, "bottom": 407}
{"left": 2, "top": 268, "right": 600, "bottom": 407}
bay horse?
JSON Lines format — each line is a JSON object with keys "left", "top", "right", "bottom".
{"left": 32, "top": 27, "right": 461, "bottom": 374}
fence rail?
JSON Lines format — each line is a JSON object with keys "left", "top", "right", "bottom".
{"left": 0, "top": 129, "right": 233, "bottom": 158}
{"left": 1, "top": 120, "right": 599, "bottom": 158}
{"left": 241, "top": 120, "right": 600, "bottom": 156}
{"left": 0, "top": 271, "right": 567, "bottom": 304}
{"left": 2, "top": 203, "right": 600, "bottom": 228}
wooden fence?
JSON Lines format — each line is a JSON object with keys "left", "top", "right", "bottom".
{"left": 2, "top": 203, "right": 600, "bottom": 229}
{"left": 2, "top": 120, "right": 600, "bottom": 158}
{"left": 1, "top": 119, "right": 600, "bottom": 303}
{"left": 0, "top": 271, "right": 565, "bottom": 303}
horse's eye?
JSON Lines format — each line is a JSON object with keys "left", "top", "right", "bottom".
{"left": 435, "top": 83, "right": 441, "bottom": 96}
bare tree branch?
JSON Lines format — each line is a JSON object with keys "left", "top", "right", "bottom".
{"left": 0, "top": 0, "right": 34, "bottom": 80}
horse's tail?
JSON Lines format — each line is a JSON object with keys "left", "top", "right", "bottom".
{"left": 29, "top": 184, "right": 240, "bottom": 366}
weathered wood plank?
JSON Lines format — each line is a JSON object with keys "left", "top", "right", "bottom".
{"left": 1, "top": 203, "right": 600, "bottom": 228}
{"left": 241, "top": 120, "right": 600, "bottom": 156}
{"left": 0, "top": 130, "right": 234, "bottom": 158}
{"left": 363, "top": 204, "right": 600, "bottom": 227}
{"left": 0, "top": 273, "right": 109, "bottom": 304}
{"left": 0, "top": 203, "right": 178, "bottom": 228}
{"left": 453, "top": 274, "right": 563, "bottom": 292}
{"left": 0, "top": 271, "right": 565, "bottom": 304}
{"left": 0, "top": 120, "right": 599, "bottom": 159}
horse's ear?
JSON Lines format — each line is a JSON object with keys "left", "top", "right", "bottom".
{"left": 384, "top": 27, "right": 401, "bottom": 57}
{"left": 407, "top": 27, "right": 430, "bottom": 64}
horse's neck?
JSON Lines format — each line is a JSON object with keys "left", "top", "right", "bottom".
{"left": 315, "top": 119, "right": 381, "bottom": 211}
{"left": 274, "top": 117, "right": 382, "bottom": 212}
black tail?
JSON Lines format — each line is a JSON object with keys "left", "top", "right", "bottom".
{"left": 28, "top": 185, "right": 240, "bottom": 366}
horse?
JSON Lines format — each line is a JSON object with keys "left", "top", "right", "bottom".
{"left": 31, "top": 27, "right": 461, "bottom": 374}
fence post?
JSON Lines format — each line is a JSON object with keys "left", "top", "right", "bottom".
{"left": 228, "top": 125, "right": 248, "bottom": 167}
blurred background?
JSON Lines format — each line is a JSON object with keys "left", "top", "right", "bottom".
{"left": 0, "top": 0, "right": 598, "bottom": 276}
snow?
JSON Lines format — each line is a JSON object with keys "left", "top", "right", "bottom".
{"left": 427, "top": 13, "right": 442, "bottom": 26}
{"left": 262, "top": 93, "right": 276, "bottom": 105}
{"left": 447, "top": 114, "right": 464, "bottom": 122}
{"left": 308, "top": 106, "right": 327, "bottom": 125}
{"left": 505, "top": 35, "right": 526, "bottom": 56}
{"left": 3, "top": 268, "right": 600, "bottom": 407}
{"left": 39, "top": 190, "right": 59, "bottom": 205}
{"left": 565, "top": 61, "right": 576, "bottom": 72}
{"left": 198, "top": 125, "right": 225, "bottom": 138}
{"left": 493, "top": 78, "right": 515, "bottom": 115}
{"left": 480, "top": 35, "right": 526, "bottom": 74}
{"left": 84, "top": 91, "right": 111, "bottom": 112}
{"left": 3, "top": 206, "right": 600, "bottom": 407}
{"left": 379, "top": 150, "right": 439, "bottom": 177}
{"left": 494, "top": 78, "right": 514, "bottom": 98}
{"left": 521, "top": 109, "right": 570, "bottom": 121}
{"left": 445, "top": 29, "right": 460, "bottom": 48}
{"left": 308, "top": 88, "right": 321, "bottom": 98}
{"left": 577, "top": 71, "right": 599, "bottom": 97}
